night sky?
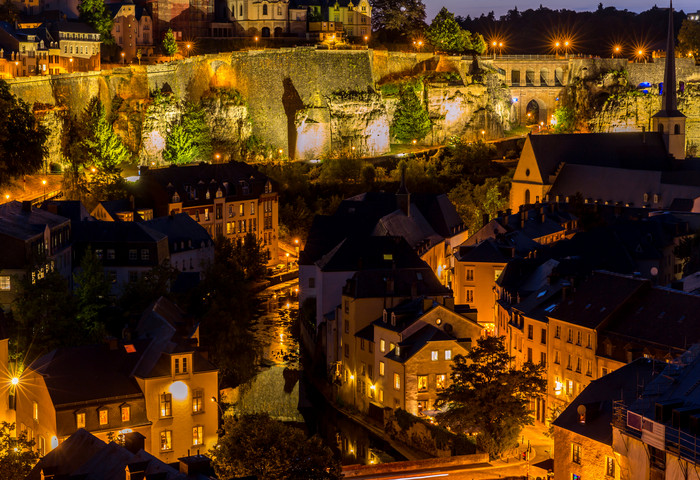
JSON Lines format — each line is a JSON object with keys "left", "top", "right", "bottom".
{"left": 425, "top": 0, "right": 699, "bottom": 21}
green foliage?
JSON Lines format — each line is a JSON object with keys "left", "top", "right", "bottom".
{"left": 448, "top": 177, "right": 510, "bottom": 234}
{"left": 0, "top": 422, "right": 39, "bottom": 480}
{"left": 553, "top": 105, "right": 575, "bottom": 133}
{"left": 80, "top": 98, "right": 130, "bottom": 201}
{"left": 391, "top": 87, "right": 431, "bottom": 143}
{"left": 361, "top": 163, "right": 376, "bottom": 185}
{"left": 163, "top": 103, "right": 212, "bottom": 165}
{"left": 319, "top": 150, "right": 365, "bottom": 183}
{"left": 162, "top": 29, "right": 178, "bottom": 57}
{"left": 118, "top": 260, "right": 178, "bottom": 318}
{"left": 73, "top": 247, "right": 110, "bottom": 341}
{"left": 442, "top": 138, "right": 497, "bottom": 178}
{"left": 211, "top": 413, "right": 341, "bottom": 480}
{"left": 0, "top": 80, "right": 48, "bottom": 186}
{"left": 78, "top": 0, "right": 114, "bottom": 45}
{"left": 162, "top": 123, "right": 197, "bottom": 165}
{"left": 392, "top": 409, "right": 476, "bottom": 455}
{"left": 206, "top": 86, "right": 246, "bottom": 105}
{"left": 426, "top": 7, "right": 485, "bottom": 54}
{"left": 679, "top": 18, "right": 700, "bottom": 61}
{"left": 371, "top": 0, "right": 426, "bottom": 36}
{"left": 0, "top": 0, "right": 20, "bottom": 23}
{"left": 436, "top": 336, "right": 546, "bottom": 458}
{"left": 380, "top": 76, "right": 424, "bottom": 97}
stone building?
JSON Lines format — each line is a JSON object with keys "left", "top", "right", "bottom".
{"left": 109, "top": 0, "right": 154, "bottom": 62}
{"left": 146, "top": 0, "right": 214, "bottom": 41}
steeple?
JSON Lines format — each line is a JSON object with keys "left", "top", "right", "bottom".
{"left": 396, "top": 164, "right": 410, "bottom": 216}
{"left": 652, "top": 0, "right": 686, "bottom": 159}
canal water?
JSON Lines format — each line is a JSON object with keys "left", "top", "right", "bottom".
{"left": 231, "top": 279, "right": 406, "bottom": 465}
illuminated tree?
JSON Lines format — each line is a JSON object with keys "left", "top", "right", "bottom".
{"left": 0, "top": 422, "right": 39, "bottom": 480}
{"left": 426, "top": 7, "right": 486, "bottom": 54}
{"left": 371, "top": 0, "right": 426, "bottom": 37}
{"left": 0, "top": 80, "right": 48, "bottom": 186}
{"left": 211, "top": 413, "right": 341, "bottom": 480}
{"left": 391, "top": 86, "right": 431, "bottom": 143}
{"left": 163, "top": 103, "right": 212, "bottom": 165}
{"left": 78, "top": 0, "right": 114, "bottom": 45}
{"left": 553, "top": 105, "right": 575, "bottom": 133}
{"left": 162, "top": 29, "right": 178, "bottom": 57}
{"left": 678, "top": 18, "right": 700, "bottom": 61}
{"left": 437, "top": 336, "right": 546, "bottom": 458}
{"left": 162, "top": 123, "right": 197, "bottom": 165}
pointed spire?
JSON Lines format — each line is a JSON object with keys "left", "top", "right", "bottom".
{"left": 661, "top": 0, "right": 678, "bottom": 114}
{"left": 396, "top": 163, "right": 408, "bottom": 195}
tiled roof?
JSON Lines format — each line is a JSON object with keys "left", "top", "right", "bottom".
{"left": 316, "top": 235, "right": 425, "bottom": 272}
{"left": 0, "top": 200, "right": 69, "bottom": 241}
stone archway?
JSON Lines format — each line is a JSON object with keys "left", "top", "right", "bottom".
{"left": 522, "top": 97, "right": 548, "bottom": 125}
{"left": 262, "top": 26, "right": 271, "bottom": 37}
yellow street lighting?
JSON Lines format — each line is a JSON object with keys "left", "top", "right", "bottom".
{"left": 278, "top": 149, "right": 283, "bottom": 155}
{"left": 412, "top": 139, "right": 417, "bottom": 145}
{"left": 42, "top": 179, "right": 47, "bottom": 185}
{"left": 11, "top": 377, "right": 19, "bottom": 386}
{"left": 4, "top": 194, "right": 9, "bottom": 200}
{"left": 214, "top": 153, "right": 221, "bottom": 160}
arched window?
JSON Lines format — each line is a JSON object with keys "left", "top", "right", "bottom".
{"left": 658, "top": 123, "right": 664, "bottom": 134}
{"left": 674, "top": 124, "right": 681, "bottom": 135}
{"left": 524, "top": 189, "right": 531, "bottom": 205}
{"left": 240, "top": 4, "right": 243, "bottom": 16}
{"left": 262, "top": 4, "right": 267, "bottom": 15}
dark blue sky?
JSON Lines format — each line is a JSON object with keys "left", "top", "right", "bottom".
{"left": 425, "top": 1, "right": 698, "bottom": 21}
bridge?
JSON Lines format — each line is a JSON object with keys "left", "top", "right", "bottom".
{"left": 486, "top": 55, "right": 572, "bottom": 125}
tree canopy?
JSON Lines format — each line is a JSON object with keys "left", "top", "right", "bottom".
{"left": 426, "top": 7, "right": 485, "bottom": 54}
{"left": 370, "top": 0, "right": 426, "bottom": 37}
{"left": 436, "top": 336, "right": 546, "bottom": 458}
{"left": 78, "top": 0, "right": 114, "bottom": 45}
{"left": 162, "top": 29, "right": 178, "bottom": 57}
{"left": 163, "top": 103, "right": 212, "bottom": 165}
{"left": 210, "top": 413, "right": 341, "bottom": 480}
{"left": 0, "top": 80, "right": 48, "bottom": 186}
{"left": 391, "top": 86, "right": 432, "bottom": 143}
{"left": 0, "top": 422, "right": 39, "bottom": 480}
{"left": 679, "top": 18, "right": 700, "bottom": 61}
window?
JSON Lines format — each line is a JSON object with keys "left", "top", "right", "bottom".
{"left": 33, "top": 402, "right": 38, "bottom": 421}
{"left": 602, "top": 367, "right": 608, "bottom": 376}
{"left": 379, "top": 361, "right": 385, "bottom": 376}
{"left": 540, "top": 352, "right": 546, "bottom": 365}
{"left": 541, "top": 328, "right": 547, "bottom": 344}
{"left": 99, "top": 408, "right": 108, "bottom": 425}
{"left": 0, "top": 276, "right": 11, "bottom": 290}
{"left": 465, "top": 288, "right": 474, "bottom": 303}
{"left": 572, "top": 443, "right": 581, "bottom": 464}
{"left": 141, "top": 249, "right": 149, "bottom": 260}
{"left": 555, "top": 325, "right": 561, "bottom": 338}
{"left": 586, "top": 334, "right": 591, "bottom": 348}
{"left": 344, "top": 320, "right": 349, "bottom": 334}
{"left": 160, "top": 430, "right": 172, "bottom": 451}
{"left": 160, "top": 393, "right": 172, "bottom": 417}
{"left": 239, "top": 203, "right": 244, "bottom": 216}
{"left": 431, "top": 350, "right": 438, "bottom": 361}
{"left": 262, "top": 4, "right": 267, "bottom": 15}
{"left": 192, "top": 389, "right": 203, "bottom": 413}
{"left": 576, "top": 331, "right": 582, "bottom": 346}
{"left": 602, "top": 456, "right": 616, "bottom": 477}
{"left": 567, "top": 329, "right": 573, "bottom": 343}
{"left": 174, "top": 358, "right": 180, "bottom": 374}
{"left": 38, "top": 435, "right": 45, "bottom": 456}
{"left": 360, "top": 339, "right": 365, "bottom": 351}
{"left": 586, "top": 361, "right": 592, "bottom": 376}
{"left": 95, "top": 249, "right": 103, "bottom": 259}
{"left": 417, "top": 375, "right": 428, "bottom": 392}
{"left": 193, "top": 425, "right": 203, "bottom": 445}
{"left": 527, "top": 325, "right": 533, "bottom": 340}
{"left": 436, "top": 374, "right": 446, "bottom": 390}
{"left": 566, "top": 354, "right": 572, "bottom": 370}
{"left": 527, "top": 348, "right": 533, "bottom": 363}
{"left": 121, "top": 405, "right": 130, "bottom": 422}
{"left": 76, "top": 412, "right": 85, "bottom": 429}
{"left": 344, "top": 343, "right": 349, "bottom": 358}
{"left": 250, "top": 202, "right": 255, "bottom": 215}
{"left": 466, "top": 268, "right": 474, "bottom": 281}
{"left": 182, "top": 357, "right": 188, "bottom": 373}
{"left": 393, "top": 373, "right": 400, "bottom": 390}
{"left": 576, "top": 358, "right": 582, "bottom": 373}
{"left": 380, "top": 339, "right": 386, "bottom": 353}
{"left": 444, "top": 350, "right": 452, "bottom": 361}
{"left": 107, "top": 249, "right": 115, "bottom": 260}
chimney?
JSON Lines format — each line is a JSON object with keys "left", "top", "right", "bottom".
{"left": 539, "top": 205, "right": 546, "bottom": 223}
{"left": 124, "top": 432, "right": 145, "bottom": 454}
{"left": 178, "top": 455, "right": 212, "bottom": 477}
{"left": 520, "top": 210, "right": 526, "bottom": 229}
{"left": 21, "top": 201, "right": 32, "bottom": 213}
{"left": 482, "top": 213, "right": 490, "bottom": 226}
{"left": 422, "top": 297, "right": 433, "bottom": 312}
{"left": 443, "top": 296, "right": 455, "bottom": 310}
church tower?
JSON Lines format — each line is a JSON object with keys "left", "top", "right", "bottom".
{"left": 652, "top": 0, "right": 686, "bottom": 159}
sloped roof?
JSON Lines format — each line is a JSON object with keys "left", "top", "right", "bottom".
{"left": 73, "top": 220, "right": 166, "bottom": 244}
{"left": 457, "top": 238, "right": 511, "bottom": 264}
{"left": 144, "top": 213, "right": 212, "bottom": 250}
{"left": 0, "top": 200, "right": 69, "bottom": 241}
{"left": 385, "top": 324, "right": 454, "bottom": 363}
{"left": 373, "top": 207, "right": 443, "bottom": 251}
{"left": 316, "top": 235, "right": 424, "bottom": 272}
{"left": 343, "top": 267, "right": 450, "bottom": 299}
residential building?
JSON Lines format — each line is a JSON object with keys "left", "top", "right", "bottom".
{"left": 28, "top": 428, "right": 215, "bottom": 480}
{"left": 52, "top": 21, "right": 101, "bottom": 71}
{"left": 72, "top": 220, "right": 169, "bottom": 293}
{"left": 0, "top": 22, "right": 59, "bottom": 76}
{"left": 294, "top": 0, "right": 371, "bottom": 39}
{"left": 146, "top": 0, "right": 214, "bottom": 41}
{"left": 222, "top": 0, "right": 306, "bottom": 37}
{"left": 144, "top": 213, "right": 214, "bottom": 275}
{"left": 0, "top": 200, "right": 71, "bottom": 307}
{"left": 136, "top": 162, "right": 279, "bottom": 262}
{"left": 108, "top": 0, "right": 154, "bottom": 62}
{"left": 15, "top": 297, "right": 218, "bottom": 462}
{"left": 612, "top": 346, "right": 700, "bottom": 480}
{"left": 552, "top": 358, "right": 663, "bottom": 480}
{"left": 91, "top": 198, "right": 154, "bottom": 222}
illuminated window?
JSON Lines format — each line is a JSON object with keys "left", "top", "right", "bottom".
{"left": 606, "top": 456, "right": 615, "bottom": 477}
{"left": 0, "top": 276, "right": 10, "bottom": 290}
{"left": 160, "top": 430, "right": 172, "bottom": 451}
{"left": 160, "top": 393, "right": 172, "bottom": 417}
{"left": 121, "top": 405, "right": 130, "bottom": 422}
{"left": 417, "top": 375, "right": 428, "bottom": 392}
{"left": 193, "top": 425, "right": 203, "bottom": 445}
{"left": 379, "top": 361, "right": 385, "bottom": 376}
{"left": 76, "top": 412, "right": 85, "bottom": 429}
{"left": 380, "top": 339, "right": 386, "bottom": 352}
{"left": 436, "top": 374, "right": 446, "bottom": 390}
{"left": 174, "top": 358, "right": 180, "bottom": 374}
{"left": 393, "top": 373, "right": 400, "bottom": 390}
{"left": 250, "top": 202, "right": 255, "bottom": 215}
{"left": 431, "top": 350, "right": 438, "bottom": 361}
{"left": 572, "top": 443, "right": 581, "bottom": 464}
{"left": 33, "top": 402, "right": 38, "bottom": 421}
{"left": 444, "top": 350, "right": 452, "bottom": 361}
{"left": 192, "top": 389, "right": 203, "bottom": 413}
{"left": 239, "top": 203, "right": 244, "bottom": 216}
{"left": 99, "top": 408, "right": 108, "bottom": 425}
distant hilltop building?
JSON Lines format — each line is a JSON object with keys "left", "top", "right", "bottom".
{"left": 510, "top": 3, "right": 700, "bottom": 213}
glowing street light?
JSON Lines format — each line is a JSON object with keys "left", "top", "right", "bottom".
{"left": 11, "top": 377, "right": 19, "bottom": 386}
{"left": 186, "top": 43, "right": 191, "bottom": 57}
{"left": 613, "top": 45, "right": 621, "bottom": 58}
{"left": 121, "top": 51, "right": 125, "bottom": 64}
{"left": 42, "top": 179, "right": 47, "bottom": 199}
{"left": 214, "top": 152, "right": 221, "bottom": 160}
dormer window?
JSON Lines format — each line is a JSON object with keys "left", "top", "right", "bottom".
{"left": 395, "top": 345, "right": 401, "bottom": 356}
{"left": 264, "top": 180, "right": 272, "bottom": 194}
{"left": 391, "top": 312, "right": 396, "bottom": 326}
{"left": 382, "top": 310, "right": 387, "bottom": 322}
{"left": 173, "top": 355, "right": 189, "bottom": 375}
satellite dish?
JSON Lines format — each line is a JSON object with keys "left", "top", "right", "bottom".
{"left": 650, "top": 267, "right": 659, "bottom": 276}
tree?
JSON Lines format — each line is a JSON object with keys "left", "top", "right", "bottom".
{"left": 210, "top": 413, "right": 341, "bottom": 480}
{"left": 679, "top": 18, "right": 700, "bottom": 61}
{"left": 0, "top": 80, "right": 48, "bottom": 186}
{"left": 553, "top": 105, "right": 575, "bottom": 133}
{"left": 0, "top": 422, "right": 39, "bottom": 480}
{"left": 162, "top": 29, "right": 178, "bottom": 57}
{"left": 73, "top": 247, "right": 110, "bottom": 340}
{"left": 78, "top": 0, "right": 114, "bottom": 45}
{"left": 391, "top": 86, "right": 431, "bottom": 143}
{"left": 163, "top": 103, "right": 212, "bottom": 165}
{"left": 371, "top": 0, "right": 426, "bottom": 36}
{"left": 426, "top": 8, "right": 483, "bottom": 54}
{"left": 0, "top": 0, "right": 20, "bottom": 22}
{"left": 118, "top": 260, "right": 178, "bottom": 317}
{"left": 436, "top": 336, "right": 546, "bottom": 458}
{"left": 162, "top": 123, "right": 197, "bottom": 165}
{"left": 448, "top": 176, "right": 509, "bottom": 235}
{"left": 80, "top": 98, "right": 130, "bottom": 201}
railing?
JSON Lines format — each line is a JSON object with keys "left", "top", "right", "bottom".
{"left": 613, "top": 401, "right": 700, "bottom": 464}
{"left": 493, "top": 54, "right": 594, "bottom": 60}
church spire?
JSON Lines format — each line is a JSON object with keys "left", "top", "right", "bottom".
{"left": 661, "top": 0, "right": 679, "bottom": 114}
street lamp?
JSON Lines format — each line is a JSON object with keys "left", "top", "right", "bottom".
{"left": 294, "top": 238, "right": 299, "bottom": 256}
{"left": 498, "top": 41, "right": 503, "bottom": 56}
{"left": 186, "top": 43, "right": 191, "bottom": 57}
{"left": 254, "top": 36, "right": 259, "bottom": 48}
{"left": 214, "top": 152, "right": 221, "bottom": 161}
{"left": 42, "top": 179, "right": 47, "bottom": 199}
{"left": 492, "top": 40, "right": 497, "bottom": 59}
{"left": 121, "top": 51, "right": 125, "bottom": 64}
{"left": 613, "top": 45, "right": 621, "bottom": 58}
{"left": 285, "top": 252, "right": 290, "bottom": 270}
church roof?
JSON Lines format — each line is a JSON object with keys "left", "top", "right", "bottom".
{"left": 654, "top": 0, "right": 685, "bottom": 119}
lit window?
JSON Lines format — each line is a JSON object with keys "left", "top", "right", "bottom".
{"left": 99, "top": 409, "right": 108, "bottom": 425}
{"left": 239, "top": 204, "right": 244, "bottom": 216}
{"left": 160, "top": 393, "right": 172, "bottom": 417}
{"left": 121, "top": 405, "right": 130, "bottom": 422}
{"left": 193, "top": 425, "right": 203, "bottom": 445}
{"left": 76, "top": 412, "right": 85, "bottom": 429}
{"left": 38, "top": 435, "right": 45, "bottom": 456}
{"left": 33, "top": 402, "right": 38, "bottom": 421}
{"left": 393, "top": 373, "right": 400, "bottom": 390}
{"left": 606, "top": 456, "right": 615, "bottom": 477}
{"left": 380, "top": 339, "right": 386, "bottom": 352}
{"left": 250, "top": 202, "right": 255, "bottom": 215}
{"left": 192, "top": 389, "right": 203, "bottom": 413}
{"left": 160, "top": 430, "right": 172, "bottom": 451}
{"left": 174, "top": 358, "right": 180, "bottom": 374}
{"left": 572, "top": 443, "right": 581, "bottom": 464}
{"left": 431, "top": 350, "right": 438, "bottom": 361}
{"left": 0, "top": 276, "right": 10, "bottom": 290}
{"left": 417, "top": 375, "right": 428, "bottom": 392}
{"left": 379, "top": 361, "right": 385, "bottom": 376}
{"left": 444, "top": 350, "right": 452, "bottom": 361}
{"left": 436, "top": 374, "right": 446, "bottom": 390}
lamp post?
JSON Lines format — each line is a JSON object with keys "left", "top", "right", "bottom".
{"left": 554, "top": 41, "right": 560, "bottom": 58}
{"left": 285, "top": 252, "right": 290, "bottom": 271}
{"left": 121, "top": 51, "right": 125, "bottom": 64}
{"left": 498, "top": 41, "right": 503, "bottom": 56}
{"left": 294, "top": 238, "right": 299, "bottom": 256}
{"left": 613, "top": 45, "right": 621, "bottom": 58}
{"left": 492, "top": 40, "right": 497, "bottom": 59}
{"left": 42, "top": 179, "right": 47, "bottom": 200}
{"left": 69, "top": 57, "right": 73, "bottom": 73}
{"left": 186, "top": 43, "right": 191, "bottom": 57}
{"left": 254, "top": 36, "right": 259, "bottom": 49}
